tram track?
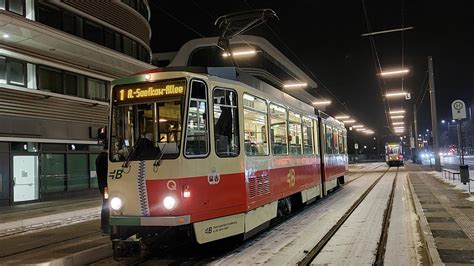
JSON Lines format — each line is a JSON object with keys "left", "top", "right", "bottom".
{"left": 297, "top": 166, "right": 398, "bottom": 266}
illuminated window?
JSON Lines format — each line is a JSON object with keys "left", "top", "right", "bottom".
{"left": 269, "top": 103, "right": 288, "bottom": 155}
{"left": 0, "top": 57, "right": 6, "bottom": 84}
{"left": 243, "top": 94, "right": 268, "bottom": 156}
{"left": 302, "top": 116, "right": 314, "bottom": 155}
{"left": 288, "top": 111, "right": 302, "bottom": 155}
{"left": 1, "top": 0, "right": 25, "bottom": 16}
{"left": 185, "top": 80, "right": 209, "bottom": 157}
{"left": 213, "top": 88, "right": 239, "bottom": 157}
{"left": 325, "top": 125, "right": 333, "bottom": 154}
{"left": 314, "top": 119, "right": 320, "bottom": 155}
{"left": 332, "top": 128, "right": 339, "bottom": 154}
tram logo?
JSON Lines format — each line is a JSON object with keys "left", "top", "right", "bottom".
{"left": 287, "top": 169, "right": 296, "bottom": 187}
{"left": 109, "top": 169, "right": 124, "bottom": 180}
{"left": 166, "top": 180, "right": 177, "bottom": 191}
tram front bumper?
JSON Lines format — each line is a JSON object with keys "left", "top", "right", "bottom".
{"left": 110, "top": 215, "right": 191, "bottom": 226}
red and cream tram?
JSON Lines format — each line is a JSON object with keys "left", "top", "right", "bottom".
{"left": 106, "top": 67, "right": 348, "bottom": 254}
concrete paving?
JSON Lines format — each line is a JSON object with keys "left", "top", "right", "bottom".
{"left": 408, "top": 167, "right": 474, "bottom": 264}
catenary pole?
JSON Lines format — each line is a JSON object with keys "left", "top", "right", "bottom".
{"left": 427, "top": 56, "right": 441, "bottom": 171}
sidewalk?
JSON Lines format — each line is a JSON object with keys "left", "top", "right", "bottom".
{"left": 0, "top": 195, "right": 102, "bottom": 234}
{"left": 408, "top": 169, "right": 474, "bottom": 264}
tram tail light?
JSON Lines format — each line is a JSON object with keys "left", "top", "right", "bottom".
{"left": 183, "top": 185, "right": 191, "bottom": 198}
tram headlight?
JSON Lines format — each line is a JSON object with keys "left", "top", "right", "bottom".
{"left": 110, "top": 197, "right": 123, "bottom": 211}
{"left": 163, "top": 196, "right": 176, "bottom": 210}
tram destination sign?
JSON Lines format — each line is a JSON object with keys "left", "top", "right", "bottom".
{"left": 114, "top": 79, "right": 185, "bottom": 103}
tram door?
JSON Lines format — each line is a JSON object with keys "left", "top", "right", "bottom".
{"left": 13, "top": 155, "right": 39, "bottom": 202}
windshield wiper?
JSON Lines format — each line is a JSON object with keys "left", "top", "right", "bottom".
{"left": 153, "top": 136, "right": 167, "bottom": 168}
{"left": 122, "top": 137, "right": 144, "bottom": 168}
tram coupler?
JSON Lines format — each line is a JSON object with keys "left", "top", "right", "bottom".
{"left": 112, "top": 236, "right": 142, "bottom": 259}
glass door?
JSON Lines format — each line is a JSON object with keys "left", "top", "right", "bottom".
{"left": 13, "top": 155, "right": 39, "bottom": 202}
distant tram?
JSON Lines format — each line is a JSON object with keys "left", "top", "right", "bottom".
{"left": 385, "top": 142, "right": 403, "bottom": 166}
{"left": 106, "top": 67, "right": 348, "bottom": 256}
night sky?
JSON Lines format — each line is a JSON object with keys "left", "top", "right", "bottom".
{"left": 149, "top": 0, "right": 474, "bottom": 143}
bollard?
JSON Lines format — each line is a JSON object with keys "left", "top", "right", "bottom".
{"left": 460, "top": 165, "right": 470, "bottom": 185}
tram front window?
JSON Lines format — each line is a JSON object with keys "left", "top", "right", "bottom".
{"left": 110, "top": 100, "right": 182, "bottom": 162}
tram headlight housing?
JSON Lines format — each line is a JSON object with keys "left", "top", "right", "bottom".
{"left": 163, "top": 196, "right": 176, "bottom": 210}
{"left": 110, "top": 197, "right": 123, "bottom": 211}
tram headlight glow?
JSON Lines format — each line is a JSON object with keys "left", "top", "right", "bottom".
{"left": 163, "top": 196, "right": 176, "bottom": 210}
{"left": 110, "top": 197, "right": 123, "bottom": 211}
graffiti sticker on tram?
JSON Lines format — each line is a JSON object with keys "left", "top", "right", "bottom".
{"left": 287, "top": 169, "right": 296, "bottom": 187}
{"left": 114, "top": 80, "right": 185, "bottom": 102}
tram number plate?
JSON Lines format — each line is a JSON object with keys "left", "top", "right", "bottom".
{"left": 208, "top": 172, "right": 220, "bottom": 185}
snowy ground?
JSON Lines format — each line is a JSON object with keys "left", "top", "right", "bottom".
{"left": 210, "top": 163, "right": 423, "bottom": 265}
{"left": 429, "top": 168, "right": 474, "bottom": 201}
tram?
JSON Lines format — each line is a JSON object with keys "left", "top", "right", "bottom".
{"left": 385, "top": 142, "right": 404, "bottom": 166}
{"left": 105, "top": 66, "right": 348, "bottom": 255}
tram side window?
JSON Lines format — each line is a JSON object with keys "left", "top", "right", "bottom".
{"left": 302, "top": 116, "right": 313, "bottom": 155}
{"left": 343, "top": 133, "right": 348, "bottom": 154}
{"left": 269, "top": 103, "right": 288, "bottom": 155}
{"left": 288, "top": 111, "right": 302, "bottom": 155}
{"left": 243, "top": 94, "right": 269, "bottom": 156}
{"left": 313, "top": 119, "right": 320, "bottom": 155}
{"left": 332, "top": 128, "right": 339, "bottom": 154}
{"left": 185, "top": 80, "right": 208, "bottom": 156}
{"left": 338, "top": 130, "right": 344, "bottom": 154}
{"left": 213, "top": 88, "right": 239, "bottom": 157}
{"left": 325, "top": 125, "right": 333, "bottom": 154}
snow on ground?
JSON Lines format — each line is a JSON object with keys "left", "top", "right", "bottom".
{"left": 311, "top": 169, "right": 397, "bottom": 265}
{"left": 210, "top": 165, "right": 383, "bottom": 265}
{"left": 384, "top": 172, "right": 422, "bottom": 265}
{"left": 430, "top": 169, "right": 474, "bottom": 201}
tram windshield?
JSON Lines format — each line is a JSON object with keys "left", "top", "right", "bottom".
{"left": 109, "top": 79, "right": 185, "bottom": 162}
{"left": 386, "top": 145, "right": 401, "bottom": 154}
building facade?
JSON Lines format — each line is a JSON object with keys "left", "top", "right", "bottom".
{"left": 0, "top": 0, "right": 154, "bottom": 206}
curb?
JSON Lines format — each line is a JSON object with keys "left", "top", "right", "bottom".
{"left": 407, "top": 174, "right": 443, "bottom": 265}
{"left": 0, "top": 206, "right": 101, "bottom": 232}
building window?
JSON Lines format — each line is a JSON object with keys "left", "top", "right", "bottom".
{"left": 185, "top": 80, "right": 209, "bottom": 157}
{"left": 213, "top": 88, "right": 239, "bottom": 157}
{"left": 83, "top": 20, "right": 104, "bottom": 45}
{"left": 123, "top": 36, "right": 132, "bottom": 56}
{"left": 67, "top": 154, "right": 89, "bottom": 191}
{"left": 87, "top": 78, "right": 107, "bottom": 101}
{"left": 37, "top": 2, "right": 61, "bottom": 29}
{"left": 7, "top": 58, "right": 26, "bottom": 86}
{"left": 1, "top": 0, "right": 25, "bottom": 16}
{"left": 104, "top": 29, "right": 114, "bottom": 50}
{"left": 64, "top": 72, "right": 85, "bottom": 98}
{"left": 37, "top": 66, "right": 63, "bottom": 94}
{"left": 41, "top": 154, "right": 66, "bottom": 194}
{"left": 62, "top": 12, "right": 76, "bottom": 35}
{"left": 0, "top": 57, "right": 6, "bottom": 83}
